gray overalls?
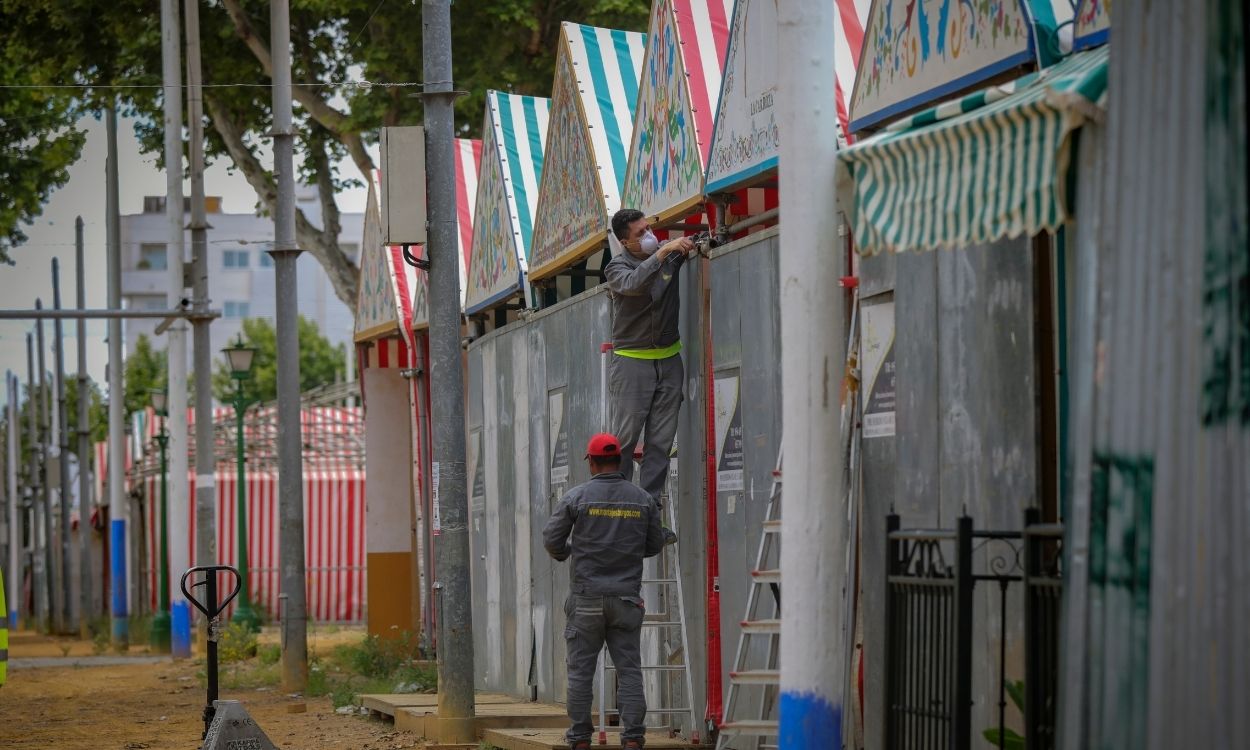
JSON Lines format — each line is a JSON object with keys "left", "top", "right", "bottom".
{"left": 543, "top": 471, "right": 667, "bottom": 746}
{"left": 603, "top": 249, "right": 687, "bottom": 502}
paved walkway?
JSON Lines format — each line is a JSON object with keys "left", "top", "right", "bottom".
{"left": 9, "top": 655, "right": 167, "bottom": 669}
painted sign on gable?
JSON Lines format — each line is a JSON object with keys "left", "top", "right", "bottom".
{"left": 849, "top": 0, "right": 1035, "bottom": 133}
{"left": 622, "top": 0, "right": 732, "bottom": 223}
{"left": 353, "top": 181, "right": 402, "bottom": 342}
{"left": 1073, "top": 0, "right": 1110, "bottom": 51}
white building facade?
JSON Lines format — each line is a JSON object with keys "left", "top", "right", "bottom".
{"left": 120, "top": 187, "right": 362, "bottom": 364}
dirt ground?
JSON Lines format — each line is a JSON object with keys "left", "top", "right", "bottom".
{"left": 0, "top": 629, "right": 424, "bottom": 750}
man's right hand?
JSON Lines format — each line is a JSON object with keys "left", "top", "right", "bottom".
{"left": 657, "top": 236, "right": 695, "bottom": 260}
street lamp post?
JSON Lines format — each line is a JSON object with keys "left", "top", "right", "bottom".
{"left": 224, "top": 335, "right": 260, "bottom": 632}
{"left": 149, "top": 388, "right": 171, "bottom": 653}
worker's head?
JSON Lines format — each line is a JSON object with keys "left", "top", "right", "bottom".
{"left": 584, "top": 432, "right": 623, "bottom": 475}
{"left": 612, "top": 208, "right": 657, "bottom": 259}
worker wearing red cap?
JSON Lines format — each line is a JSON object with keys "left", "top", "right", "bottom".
{"left": 543, "top": 433, "right": 667, "bottom": 750}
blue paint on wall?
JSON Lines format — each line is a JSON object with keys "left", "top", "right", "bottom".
{"left": 779, "top": 691, "right": 842, "bottom": 749}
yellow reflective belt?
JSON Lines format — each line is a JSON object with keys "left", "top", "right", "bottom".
{"left": 614, "top": 340, "right": 682, "bottom": 360}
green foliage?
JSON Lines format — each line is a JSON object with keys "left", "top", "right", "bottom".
{"left": 127, "top": 614, "right": 152, "bottom": 647}
{"left": 64, "top": 376, "right": 109, "bottom": 445}
{"left": 981, "top": 679, "right": 1026, "bottom": 749}
{"left": 0, "top": 0, "right": 651, "bottom": 304}
{"left": 123, "top": 334, "right": 167, "bottom": 417}
{"left": 258, "top": 642, "right": 281, "bottom": 665}
{"left": 217, "top": 620, "right": 260, "bottom": 663}
{"left": 0, "top": 58, "right": 85, "bottom": 264}
{"left": 211, "top": 316, "right": 346, "bottom": 404}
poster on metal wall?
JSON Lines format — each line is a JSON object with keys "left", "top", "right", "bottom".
{"left": 860, "top": 299, "right": 896, "bottom": 439}
{"left": 431, "top": 461, "right": 441, "bottom": 537}
{"left": 549, "top": 390, "right": 569, "bottom": 487}
{"left": 714, "top": 374, "right": 745, "bottom": 492}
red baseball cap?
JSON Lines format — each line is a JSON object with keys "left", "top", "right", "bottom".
{"left": 585, "top": 433, "right": 622, "bottom": 458}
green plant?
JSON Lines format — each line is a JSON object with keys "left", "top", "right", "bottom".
{"left": 123, "top": 614, "right": 152, "bottom": 651}
{"left": 92, "top": 628, "right": 110, "bottom": 655}
{"left": 217, "top": 621, "right": 259, "bottom": 663}
{"left": 981, "top": 679, "right": 1026, "bottom": 749}
{"left": 258, "top": 643, "right": 280, "bottom": 665}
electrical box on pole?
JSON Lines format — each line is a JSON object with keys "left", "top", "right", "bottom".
{"left": 379, "top": 126, "right": 427, "bottom": 245}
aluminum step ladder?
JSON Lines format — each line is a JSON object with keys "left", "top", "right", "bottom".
{"left": 593, "top": 345, "right": 700, "bottom": 744}
{"left": 714, "top": 451, "right": 784, "bottom": 750}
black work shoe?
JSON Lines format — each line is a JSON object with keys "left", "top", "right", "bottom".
{"left": 662, "top": 527, "right": 678, "bottom": 546}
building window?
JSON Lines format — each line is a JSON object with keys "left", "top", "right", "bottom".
{"left": 260, "top": 252, "right": 273, "bottom": 268}
{"left": 223, "top": 249, "right": 250, "bottom": 269}
{"left": 340, "top": 243, "right": 359, "bottom": 261}
{"left": 139, "top": 243, "right": 167, "bottom": 270}
{"left": 135, "top": 296, "right": 166, "bottom": 311}
{"left": 223, "top": 301, "right": 250, "bottom": 318}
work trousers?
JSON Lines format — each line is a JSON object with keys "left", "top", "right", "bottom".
{"left": 608, "top": 353, "right": 683, "bottom": 502}
{"left": 564, "top": 594, "right": 647, "bottom": 746}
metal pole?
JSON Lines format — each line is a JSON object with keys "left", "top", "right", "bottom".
{"left": 776, "top": 1, "right": 847, "bottom": 747}
{"left": 106, "top": 104, "right": 130, "bottom": 650}
{"left": 422, "top": 1, "right": 475, "bottom": 741}
{"left": 53, "top": 259, "right": 74, "bottom": 634}
{"left": 231, "top": 381, "right": 259, "bottom": 630}
{"left": 269, "top": 0, "right": 308, "bottom": 692}
{"left": 7, "top": 373, "right": 20, "bottom": 629}
{"left": 160, "top": 0, "right": 192, "bottom": 659}
{"left": 184, "top": 0, "right": 216, "bottom": 656}
{"left": 77, "top": 215, "right": 94, "bottom": 636}
{"left": 36, "top": 302, "right": 54, "bottom": 633}
{"left": 27, "top": 332, "right": 45, "bottom": 631}
{"left": 151, "top": 426, "right": 171, "bottom": 652}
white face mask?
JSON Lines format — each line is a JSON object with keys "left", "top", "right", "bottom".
{"left": 638, "top": 230, "right": 660, "bottom": 255}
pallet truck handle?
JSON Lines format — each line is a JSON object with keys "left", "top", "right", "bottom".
{"left": 180, "top": 565, "right": 243, "bottom": 619}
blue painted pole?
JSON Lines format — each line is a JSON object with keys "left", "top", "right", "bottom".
{"left": 777, "top": 0, "right": 848, "bottom": 746}
{"left": 105, "top": 104, "right": 129, "bottom": 649}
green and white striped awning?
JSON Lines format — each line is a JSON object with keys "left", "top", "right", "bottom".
{"left": 837, "top": 46, "right": 1109, "bottom": 255}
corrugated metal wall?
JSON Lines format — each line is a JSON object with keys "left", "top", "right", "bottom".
{"left": 858, "top": 233, "right": 1045, "bottom": 741}
{"left": 465, "top": 230, "right": 784, "bottom": 726}
{"left": 1059, "top": 0, "right": 1249, "bottom": 747}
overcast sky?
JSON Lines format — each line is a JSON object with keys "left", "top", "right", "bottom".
{"left": 1, "top": 115, "right": 369, "bottom": 411}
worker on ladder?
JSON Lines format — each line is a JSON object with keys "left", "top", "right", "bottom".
{"left": 543, "top": 433, "right": 668, "bottom": 750}
{"left": 604, "top": 209, "right": 696, "bottom": 505}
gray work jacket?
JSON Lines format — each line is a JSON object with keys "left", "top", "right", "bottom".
{"left": 604, "top": 249, "right": 686, "bottom": 351}
{"left": 543, "top": 471, "right": 666, "bottom": 597}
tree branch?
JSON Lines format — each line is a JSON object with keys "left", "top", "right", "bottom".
{"left": 219, "top": 0, "right": 376, "bottom": 182}
{"left": 205, "top": 94, "right": 360, "bottom": 308}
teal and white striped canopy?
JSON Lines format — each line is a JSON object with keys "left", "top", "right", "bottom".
{"left": 837, "top": 46, "right": 1109, "bottom": 255}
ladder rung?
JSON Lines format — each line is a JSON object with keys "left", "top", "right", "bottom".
{"left": 740, "top": 618, "right": 781, "bottom": 634}
{"left": 719, "top": 719, "right": 779, "bottom": 735}
{"left": 641, "top": 578, "right": 678, "bottom": 584}
{"left": 641, "top": 620, "right": 682, "bottom": 627}
{"left": 729, "top": 669, "right": 780, "bottom": 685}
{"left": 751, "top": 569, "right": 781, "bottom": 583}
{"left": 605, "top": 664, "right": 687, "bottom": 671}
{"left": 762, "top": 519, "right": 781, "bottom": 532}
{"left": 602, "top": 707, "right": 693, "bottom": 714}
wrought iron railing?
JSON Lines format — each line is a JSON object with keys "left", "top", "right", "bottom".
{"left": 884, "top": 512, "right": 1063, "bottom": 750}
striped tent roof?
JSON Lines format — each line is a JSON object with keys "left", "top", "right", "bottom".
{"left": 622, "top": 0, "right": 732, "bottom": 225}
{"left": 836, "top": 47, "right": 1109, "bottom": 255}
{"left": 528, "top": 23, "right": 647, "bottom": 281}
{"left": 464, "top": 92, "right": 552, "bottom": 315}
{"left": 409, "top": 138, "right": 484, "bottom": 330}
